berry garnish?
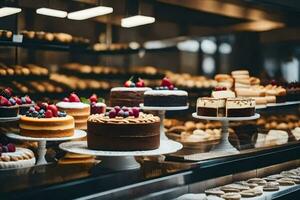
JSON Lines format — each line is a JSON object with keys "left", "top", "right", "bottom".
{"left": 89, "top": 94, "right": 98, "bottom": 103}
{"left": 118, "top": 110, "right": 125, "bottom": 117}
{"left": 14, "top": 97, "right": 22, "bottom": 105}
{"left": 109, "top": 109, "right": 117, "bottom": 118}
{"left": 47, "top": 104, "right": 58, "bottom": 117}
{"left": 114, "top": 106, "right": 121, "bottom": 114}
{"left": 169, "top": 85, "right": 174, "bottom": 90}
{"left": 136, "top": 78, "right": 145, "bottom": 87}
{"left": 25, "top": 96, "right": 32, "bottom": 104}
{"left": 2, "top": 146, "right": 8, "bottom": 153}
{"left": 161, "top": 77, "right": 172, "bottom": 87}
{"left": 214, "top": 86, "right": 227, "bottom": 91}
{"left": 63, "top": 97, "right": 70, "bottom": 102}
{"left": 6, "top": 143, "right": 16, "bottom": 152}
{"left": 21, "top": 97, "right": 26, "bottom": 104}
{"left": 130, "top": 82, "right": 136, "bottom": 87}
{"left": 0, "top": 96, "right": 9, "bottom": 106}
{"left": 69, "top": 93, "right": 80, "bottom": 102}
{"left": 34, "top": 105, "right": 40, "bottom": 111}
{"left": 132, "top": 107, "right": 140, "bottom": 118}
{"left": 124, "top": 80, "right": 132, "bottom": 87}
{"left": 45, "top": 110, "right": 53, "bottom": 118}
{"left": 9, "top": 98, "right": 16, "bottom": 105}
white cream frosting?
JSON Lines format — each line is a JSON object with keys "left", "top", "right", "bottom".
{"left": 111, "top": 87, "right": 152, "bottom": 92}
{"left": 95, "top": 102, "right": 106, "bottom": 107}
{"left": 226, "top": 98, "right": 255, "bottom": 108}
{"left": 144, "top": 90, "right": 188, "bottom": 96}
{"left": 197, "top": 97, "right": 225, "bottom": 108}
{"left": 292, "top": 127, "right": 300, "bottom": 140}
{"left": 211, "top": 90, "right": 235, "bottom": 98}
{"left": 56, "top": 102, "right": 89, "bottom": 109}
{"left": 265, "top": 130, "right": 289, "bottom": 146}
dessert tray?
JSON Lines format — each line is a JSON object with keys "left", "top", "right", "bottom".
{"left": 0, "top": 115, "right": 21, "bottom": 122}
{"left": 140, "top": 104, "right": 189, "bottom": 140}
{"left": 59, "top": 140, "right": 183, "bottom": 171}
{"left": 6, "top": 130, "right": 86, "bottom": 165}
{"left": 192, "top": 113, "right": 260, "bottom": 153}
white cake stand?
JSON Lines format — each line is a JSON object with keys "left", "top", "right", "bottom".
{"left": 192, "top": 113, "right": 260, "bottom": 153}
{"left": 0, "top": 115, "right": 21, "bottom": 122}
{"left": 6, "top": 130, "right": 86, "bottom": 165}
{"left": 140, "top": 104, "right": 189, "bottom": 140}
{"left": 59, "top": 140, "right": 183, "bottom": 171}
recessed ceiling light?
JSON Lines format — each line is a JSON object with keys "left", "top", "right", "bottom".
{"left": 0, "top": 7, "right": 21, "bottom": 18}
{"left": 121, "top": 15, "right": 155, "bottom": 28}
{"left": 67, "top": 6, "right": 113, "bottom": 20}
{"left": 36, "top": 8, "right": 67, "bottom": 18}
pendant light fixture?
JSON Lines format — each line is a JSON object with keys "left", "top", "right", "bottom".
{"left": 36, "top": 0, "right": 67, "bottom": 18}
{"left": 67, "top": 0, "right": 113, "bottom": 20}
{"left": 121, "top": 0, "right": 155, "bottom": 28}
{"left": 0, "top": 7, "right": 22, "bottom": 18}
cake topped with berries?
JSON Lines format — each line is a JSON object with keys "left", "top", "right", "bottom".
{"left": 84, "top": 94, "right": 106, "bottom": 115}
{"left": 144, "top": 77, "right": 188, "bottom": 107}
{"left": 87, "top": 106, "right": 160, "bottom": 151}
{"left": 56, "top": 93, "right": 90, "bottom": 130}
{"left": 211, "top": 87, "right": 236, "bottom": 99}
{"left": 0, "top": 95, "right": 19, "bottom": 118}
{"left": 19, "top": 103, "right": 75, "bottom": 138}
{"left": 0, "top": 143, "right": 35, "bottom": 169}
{"left": 110, "top": 77, "right": 152, "bottom": 107}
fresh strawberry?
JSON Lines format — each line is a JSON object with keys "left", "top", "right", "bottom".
{"left": 14, "top": 97, "right": 22, "bottom": 105}
{"left": 45, "top": 110, "right": 53, "bottom": 118}
{"left": 69, "top": 93, "right": 80, "bottom": 102}
{"left": 89, "top": 94, "right": 98, "bottom": 103}
{"left": 0, "top": 96, "right": 9, "bottom": 106}
{"left": 7, "top": 101, "right": 12, "bottom": 106}
{"left": 161, "top": 77, "right": 172, "bottom": 87}
{"left": 47, "top": 104, "right": 58, "bottom": 117}
{"left": 63, "top": 97, "right": 70, "bottom": 102}
{"left": 124, "top": 80, "right": 132, "bottom": 87}
{"left": 25, "top": 96, "right": 32, "bottom": 104}
{"left": 40, "top": 102, "right": 48, "bottom": 109}
{"left": 34, "top": 105, "right": 40, "bottom": 111}
{"left": 6, "top": 143, "right": 15, "bottom": 152}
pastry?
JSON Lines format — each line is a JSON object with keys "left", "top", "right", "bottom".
{"left": 221, "top": 192, "right": 241, "bottom": 200}
{"left": 87, "top": 107, "right": 160, "bottom": 151}
{"left": 265, "top": 130, "right": 288, "bottom": 146}
{"left": 277, "top": 178, "right": 295, "bottom": 186}
{"left": 263, "top": 182, "right": 280, "bottom": 191}
{"left": 211, "top": 87, "right": 235, "bottom": 98}
{"left": 247, "top": 178, "right": 267, "bottom": 185}
{"left": 226, "top": 98, "right": 255, "bottom": 117}
{"left": 0, "top": 144, "right": 35, "bottom": 169}
{"left": 110, "top": 78, "right": 151, "bottom": 107}
{"left": 197, "top": 97, "right": 225, "bottom": 117}
{"left": 144, "top": 77, "right": 188, "bottom": 107}
{"left": 56, "top": 93, "right": 90, "bottom": 130}
{"left": 20, "top": 103, "right": 74, "bottom": 138}
{"left": 240, "top": 190, "right": 256, "bottom": 198}
{"left": 205, "top": 188, "right": 225, "bottom": 196}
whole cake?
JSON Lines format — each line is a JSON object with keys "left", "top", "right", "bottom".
{"left": 110, "top": 78, "right": 151, "bottom": 107}
{"left": 0, "top": 95, "right": 19, "bottom": 118}
{"left": 20, "top": 103, "right": 75, "bottom": 138}
{"left": 0, "top": 144, "right": 35, "bottom": 169}
{"left": 87, "top": 106, "right": 160, "bottom": 151}
{"left": 144, "top": 77, "right": 188, "bottom": 107}
{"left": 56, "top": 93, "right": 90, "bottom": 130}
{"left": 226, "top": 98, "right": 256, "bottom": 117}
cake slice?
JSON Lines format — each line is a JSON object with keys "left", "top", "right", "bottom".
{"left": 226, "top": 98, "right": 255, "bottom": 117}
{"left": 197, "top": 97, "right": 226, "bottom": 117}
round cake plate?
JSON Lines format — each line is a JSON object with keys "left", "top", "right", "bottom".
{"left": 140, "top": 104, "right": 189, "bottom": 140}
{"left": 192, "top": 113, "right": 260, "bottom": 153}
{"left": 6, "top": 130, "right": 87, "bottom": 165}
{"left": 59, "top": 140, "right": 183, "bottom": 171}
{"left": 267, "top": 101, "right": 300, "bottom": 107}
{"left": 0, "top": 115, "right": 21, "bottom": 122}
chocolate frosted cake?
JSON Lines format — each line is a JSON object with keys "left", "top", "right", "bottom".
{"left": 226, "top": 98, "right": 255, "bottom": 117}
{"left": 110, "top": 87, "right": 152, "bottom": 107}
{"left": 87, "top": 113, "right": 160, "bottom": 151}
{"left": 197, "top": 97, "right": 226, "bottom": 117}
{"left": 87, "top": 107, "right": 160, "bottom": 151}
{"left": 144, "top": 90, "right": 188, "bottom": 107}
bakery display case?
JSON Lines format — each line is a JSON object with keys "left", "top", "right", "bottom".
{"left": 0, "top": 0, "right": 300, "bottom": 200}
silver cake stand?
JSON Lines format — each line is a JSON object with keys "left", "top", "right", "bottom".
{"left": 0, "top": 115, "right": 21, "bottom": 122}
{"left": 6, "top": 130, "right": 86, "bottom": 165}
{"left": 140, "top": 104, "right": 189, "bottom": 140}
{"left": 59, "top": 140, "right": 183, "bottom": 171}
{"left": 192, "top": 113, "right": 260, "bottom": 153}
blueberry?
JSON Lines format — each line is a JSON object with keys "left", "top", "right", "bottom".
{"left": 9, "top": 98, "right": 16, "bottom": 105}
{"left": 39, "top": 109, "right": 45, "bottom": 114}
{"left": 123, "top": 111, "right": 129, "bottom": 118}
{"left": 26, "top": 111, "right": 31, "bottom": 116}
{"left": 39, "top": 114, "right": 45, "bottom": 118}
{"left": 32, "top": 111, "right": 39, "bottom": 117}
{"left": 21, "top": 97, "right": 26, "bottom": 104}
{"left": 29, "top": 106, "right": 35, "bottom": 113}
{"left": 60, "top": 111, "right": 67, "bottom": 117}
{"left": 130, "top": 83, "right": 135, "bottom": 87}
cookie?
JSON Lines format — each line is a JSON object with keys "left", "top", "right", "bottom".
{"left": 263, "top": 182, "right": 280, "bottom": 191}
{"left": 240, "top": 190, "right": 256, "bottom": 198}
{"left": 221, "top": 192, "right": 241, "bottom": 200}
{"left": 220, "top": 184, "right": 243, "bottom": 193}
{"left": 252, "top": 186, "right": 263, "bottom": 196}
{"left": 236, "top": 181, "right": 258, "bottom": 188}
{"left": 247, "top": 178, "right": 267, "bottom": 186}
{"left": 277, "top": 178, "right": 295, "bottom": 186}
{"left": 205, "top": 188, "right": 225, "bottom": 196}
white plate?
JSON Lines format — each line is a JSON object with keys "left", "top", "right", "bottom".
{"left": 0, "top": 115, "right": 21, "bottom": 122}
{"left": 192, "top": 113, "right": 260, "bottom": 121}
{"left": 267, "top": 101, "right": 300, "bottom": 107}
{"left": 59, "top": 140, "right": 183, "bottom": 157}
{"left": 6, "top": 129, "right": 86, "bottom": 141}
{"left": 140, "top": 104, "right": 189, "bottom": 111}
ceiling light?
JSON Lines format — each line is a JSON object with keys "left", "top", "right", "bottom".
{"left": 0, "top": 7, "right": 21, "bottom": 17}
{"left": 67, "top": 6, "right": 113, "bottom": 20}
{"left": 36, "top": 8, "right": 67, "bottom": 18}
{"left": 177, "top": 40, "right": 200, "bottom": 52}
{"left": 121, "top": 15, "right": 155, "bottom": 28}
